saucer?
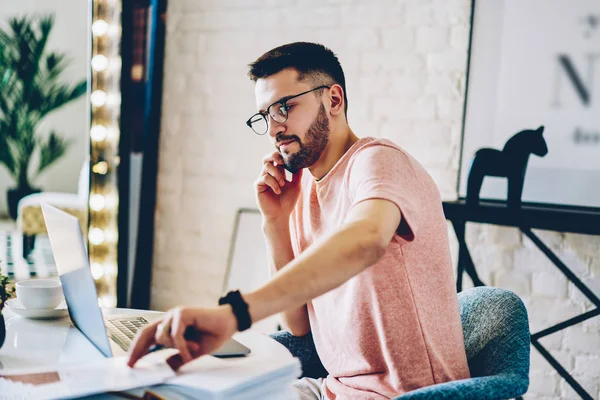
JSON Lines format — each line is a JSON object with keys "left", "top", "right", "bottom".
{"left": 4, "top": 298, "right": 69, "bottom": 320}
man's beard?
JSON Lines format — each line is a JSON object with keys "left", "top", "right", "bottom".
{"left": 278, "top": 104, "right": 330, "bottom": 173}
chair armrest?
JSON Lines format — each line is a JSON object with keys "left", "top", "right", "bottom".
{"left": 394, "top": 373, "right": 529, "bottom": 400}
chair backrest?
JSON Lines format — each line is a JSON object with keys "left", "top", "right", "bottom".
{"left": 458, "top": 286, "right": 530, "bottom": 378}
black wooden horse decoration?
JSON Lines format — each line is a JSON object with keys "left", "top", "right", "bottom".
{"left": 466, "top": 125, "right": 548, "bottom": 208}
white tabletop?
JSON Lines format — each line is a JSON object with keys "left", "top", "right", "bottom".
{"left": 0, "top": 307, "right": 297, "bottom": 399}
{"left": 0, "top": 307, "right": 158, "bottom": 372}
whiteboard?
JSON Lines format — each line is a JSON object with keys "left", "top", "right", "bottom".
{"left": 458, "top": 0, "right": 600, "bottom": 209}
{"left": 223, "top": 209, "right": 280, "bottom": 333}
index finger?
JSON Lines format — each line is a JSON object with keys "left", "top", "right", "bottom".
{"left": 127, "top": 320, "right": 160, "bottom": 367}
{"left": 262, "top": 152, "right": 284, "bottom": 166}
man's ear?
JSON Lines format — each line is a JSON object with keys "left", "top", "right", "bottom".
{"left": 328, "top": 84, "right": 344, "bottom": 116}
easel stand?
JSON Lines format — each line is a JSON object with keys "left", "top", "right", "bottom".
{"left": 444, "top": 200, "right": 600, "bottom": 400}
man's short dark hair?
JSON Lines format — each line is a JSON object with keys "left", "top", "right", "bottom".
{"left": 248, "top": 42, "right": 348, "bottom": 116}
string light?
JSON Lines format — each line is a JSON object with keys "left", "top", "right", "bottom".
{"left": 90, "top": 125, "right": 108, "bottom": 142}
{"left": 108, "top": 24, "right": 121, "bottom": 37}
{"left": 107, "top": 93, "right": 121, "bottom": 107}
{"left": 104, "top": 229, "right": 117, "bottom": 243}
{"left": 92, "top": 20, "right": 109, "bottom": 36}
{"left": 90, "top": 90, "right": 107, "bottom": 107}
{"left": 103, "top": 262, "right": 117, "bottom": 276}
{"left": 99, "top": 295, "right": 116, "bottom": 308}
{"left": 90, "top": 0, "right": 122, "bottom": 306}
{"left": 89, "top": 194, "right": 106, "bottom": 211}
{"left": 89, "top": 228, "right": 105, "bottom": 245}
{"left": 91, "top": 55, "right": 109, "bottom": 71}
{"left": 110, "top": 56, "right": 122, "bottom": 72}
{"left": 107, "top": 127, "right": 119, "bottom": 141}
{"left": 92, "top": 161, "right": 109, "bottom": 175}
{"left": 105, "top": 193, "right": 119, "bottom": 209}
{"left": 91, "top": 263, "right": 105, "bottom": 280}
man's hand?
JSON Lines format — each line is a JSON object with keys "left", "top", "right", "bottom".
{"left": 254, "top": 152, "right": 302, "bottom": 222}
{"left": 127, "top": 306, "right": 237, "bottom": 370}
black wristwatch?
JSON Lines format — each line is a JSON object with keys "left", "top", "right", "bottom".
{"left": 218, "top": 290, "right": 252, "bottom": 331}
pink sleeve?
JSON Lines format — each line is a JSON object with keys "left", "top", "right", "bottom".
{"left": 347, "top": 144, "right": 420, "bottom": 241}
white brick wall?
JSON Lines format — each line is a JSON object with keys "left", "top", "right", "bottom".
{"left": 154, "top": 0, "right": 600, "bottom": 398}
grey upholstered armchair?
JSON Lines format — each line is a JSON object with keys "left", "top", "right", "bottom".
{"left": 270, "top": 286, "right": 531, "bottom": 400}
{"left": 395, "top": 286, "right": 530, "bottom": 400}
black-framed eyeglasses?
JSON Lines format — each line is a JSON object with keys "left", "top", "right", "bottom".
{"left": 246, "top": 85, "right": 330, "bottom": 135}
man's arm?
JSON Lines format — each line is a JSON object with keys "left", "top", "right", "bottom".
{"left": 126, "top": 200, "right": 401, "bottom": 369}
{"left": 262, "top": 218, "right": 310, "bottom": 336}
{"left": 245, "top": 198, "right": 401, "bottom": 325}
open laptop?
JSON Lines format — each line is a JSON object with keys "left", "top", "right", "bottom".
{"left": 41, "top": 203, "right": 250, "bottom": 359}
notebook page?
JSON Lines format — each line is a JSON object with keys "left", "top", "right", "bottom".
{"left": 0, "top": 355, "right": 175, "bottom": 399}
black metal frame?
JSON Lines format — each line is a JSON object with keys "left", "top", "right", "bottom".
{"left": 116, "top": 0, "right": 135, "bottom": 309}
{"left": 130, "top": 0, "right": 167, "bottom": 310}
{"left": 455, "top": 0, "right": 476, "bottom": 195}
{"left": 444, "top": 199, "right": 600, "bottom": 400}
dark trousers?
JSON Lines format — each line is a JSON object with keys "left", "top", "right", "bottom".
{"left": 269, "top": 330, "right": 329, "bottom": 379}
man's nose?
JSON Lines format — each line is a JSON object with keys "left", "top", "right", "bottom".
{"left": 267, "top": 117, "right": 286, "bottom": 139}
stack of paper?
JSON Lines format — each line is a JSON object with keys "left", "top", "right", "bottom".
{"left": 0, "top": 355, "right": 176, "bottom": 399}
{"left": 0, "top": 340, "right": 302, "bottom": 399}
{"left": 164, "top": 346, "right": 301, "bottom": 399}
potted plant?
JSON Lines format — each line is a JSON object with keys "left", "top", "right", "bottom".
{"left": 0, "top": 14, "right": 87, "bottom": 219}
{"left": 0, "top": 260, "right": 15, "bottom": 349}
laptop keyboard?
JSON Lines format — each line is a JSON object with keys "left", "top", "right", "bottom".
{"left": 105, "top": 317, "right": 149, "bottom": 351}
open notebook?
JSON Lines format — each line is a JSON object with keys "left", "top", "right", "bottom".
{"left": 0, "top": 338, "right": 301, "bottom": 399}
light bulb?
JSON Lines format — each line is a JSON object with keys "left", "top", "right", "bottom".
{"left": 105, "top": 193, "right": 118, "bottom": 209}
{"left": 108, "top": 24, "right": 121, "bottom": 37}
{"left": 104, "top": 229, "right": 117, "bottom": 243}
{"left": 107, "top": 127, "right": 119, "bottom": 141}
{"left": 92, "top": 20, "right": 109, "bottom": 36}
{"left": 90, "top": 263, "right": 105, "bottom": 280}
{"left": 107, "top": 93, "right": 121, "bottom": 106}
{"left": 92, "top": 161, "right": 108, "bottom": 175}
{"left": 131, "top": 64, "right": 144, "bottom": 81}
{"left": 89, "top": 194, "right": 106, "bottom": 211}
{"left": 110, "top": 57, "right": 122, "bottom": 72}
{"left": 99, "top": 295, "right": 116, "bottom": 308}
{"left": 89, "top": 228, "right": 105, "bottom": 245}
{"left": 91, "top": 55, "right": 109, "bottom": 71}
{"left": 90, "top": 125, "right": 107, "bottom": 142}
{"left": 103, "top": 262, "right": 117, "bottom": 276}
{"left": 90, "top": 90, "right": 107, "bottom": 107}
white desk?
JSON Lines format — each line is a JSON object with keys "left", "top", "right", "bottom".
{"left": 0, "top": 307, "right": 298, "bottom": 399}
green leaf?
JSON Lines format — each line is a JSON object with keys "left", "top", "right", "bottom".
{"left": 37, "top": 131, "right": 71, "bottom": 175}
{"left": 0, "top": 134, "right": 17, "bottom": 179}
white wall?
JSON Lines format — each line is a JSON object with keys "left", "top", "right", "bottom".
{"left": 154, "top": 1, "right": 600, "bottom": 398}
{"left": 0, "top": 0, "right": 90, "bottom": 217}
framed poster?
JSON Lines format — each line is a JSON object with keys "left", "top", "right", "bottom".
{"left": 458, "top": 0, "right": 600, "bottom": 209}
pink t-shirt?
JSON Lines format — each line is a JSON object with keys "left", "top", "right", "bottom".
{"left": 289, "top": 137, "right": 470, "bottom": 399}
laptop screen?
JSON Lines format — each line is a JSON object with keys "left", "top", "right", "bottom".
{"left": 41, "top": 204, "right": 113, "bottom": 357}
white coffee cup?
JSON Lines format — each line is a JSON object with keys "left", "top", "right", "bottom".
{"left": 16, "top": 279, "right": 64, "bottom": 309}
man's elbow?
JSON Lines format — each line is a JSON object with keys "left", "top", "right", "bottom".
{"left": 354, "top": 222, "right": 389, "bottom": 265}
{"left": 288, "top": 326, "right": 311, "bottom": 337}
{"left": 283, "top": 320, "right": 311, "bottom": 337}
